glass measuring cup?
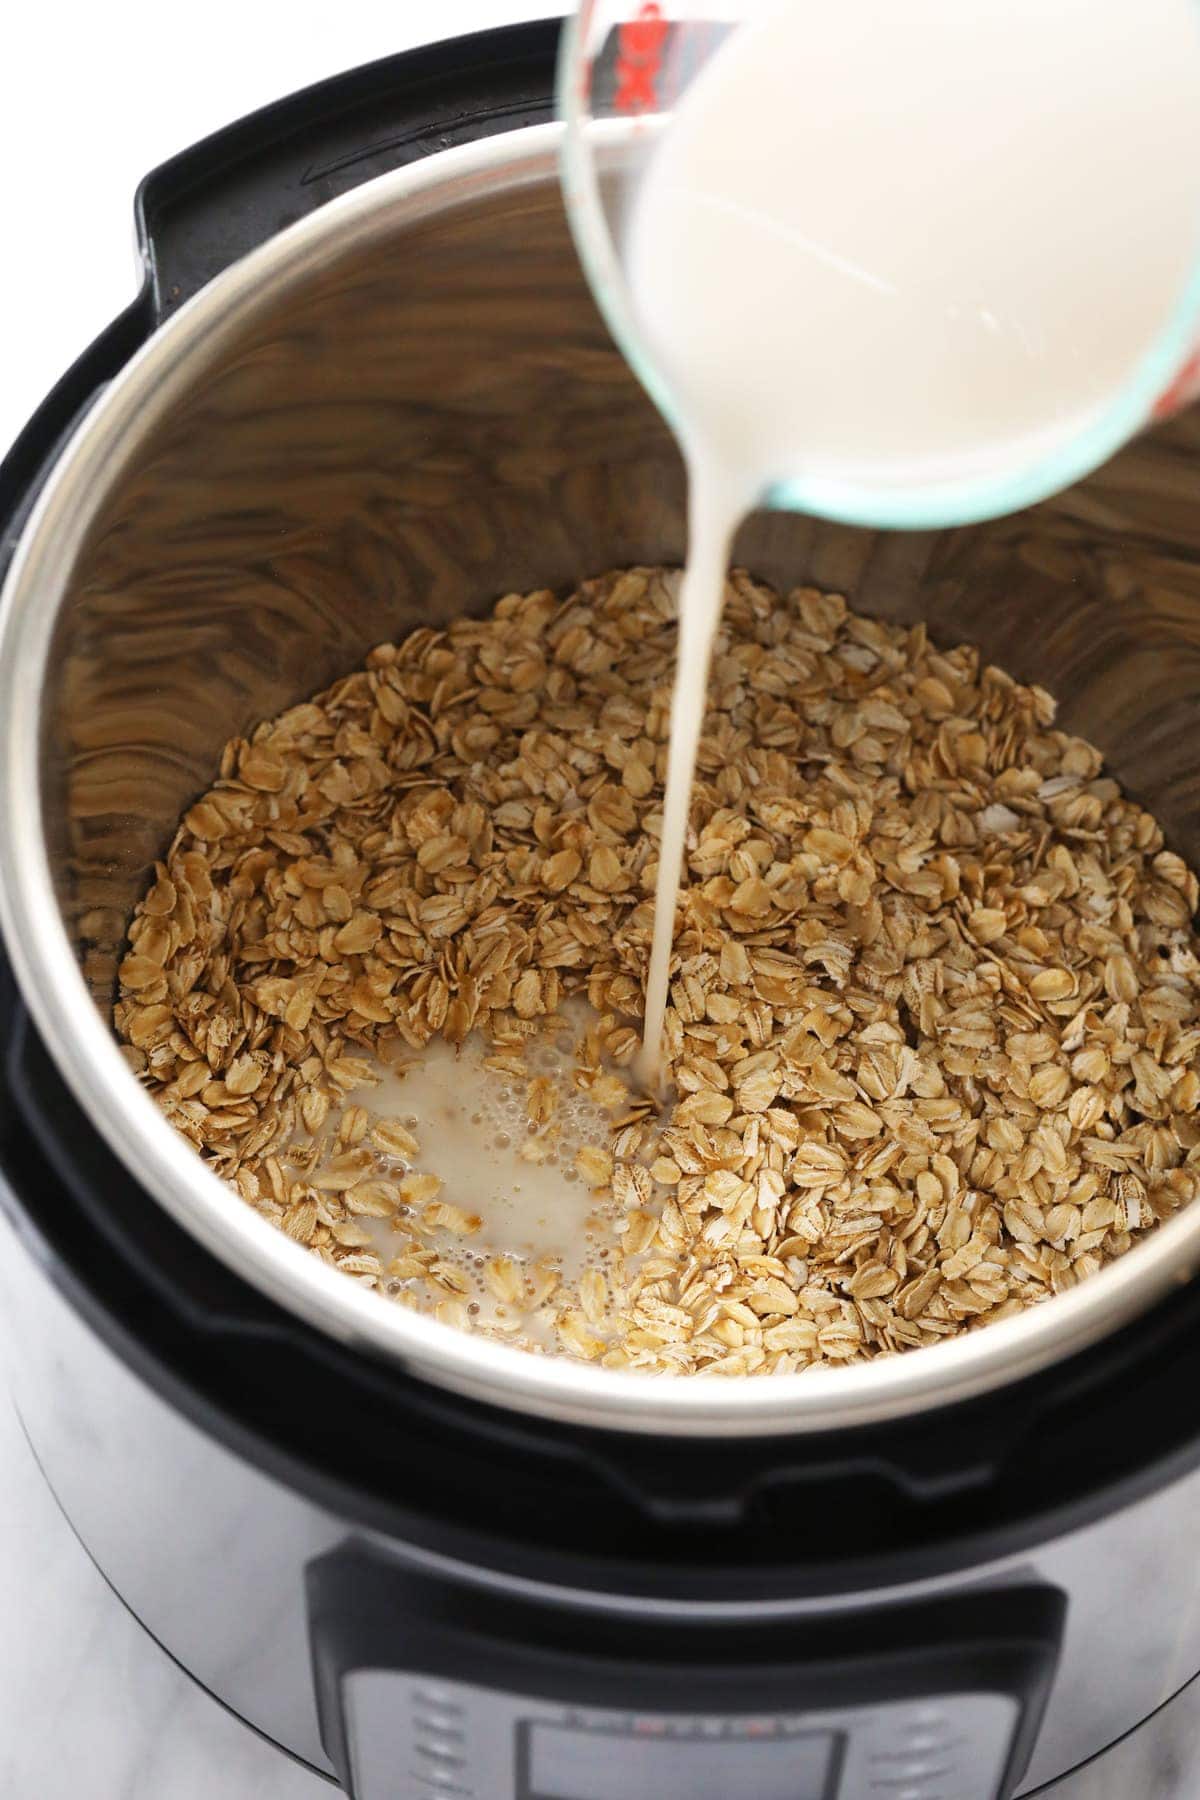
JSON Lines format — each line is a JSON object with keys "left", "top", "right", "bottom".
{"left": 558, "top": 0, "right": 1200, "bottom": 530}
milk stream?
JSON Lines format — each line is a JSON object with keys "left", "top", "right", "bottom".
{"left": 317, "top": 0, "right": 1200, "bottom": 1307}
{"left": 633, "top": 473, "right": 751, "bottom": 1089}
{"left": 627, "top": 0, "right": 1200, "bottom": 1082}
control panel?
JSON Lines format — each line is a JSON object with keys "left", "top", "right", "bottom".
{"left": 346, "top": 1677, "right": 1017, "bottom": 1800}
{"left": 307, "top": 1552, "right": 1064, "bottom": 1800}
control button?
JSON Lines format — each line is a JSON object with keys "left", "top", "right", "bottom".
{"left": 413, "top": 1687, "right": 458, "bottom": 1709}
{"left": 870, "top": 1757, "right": 955, "bottom": 1777}
{"left": 903, "top": 1734, "right": 944, "bottom": 1753}
{"left": 869, "top": 1776, "right": 951, "bottom": 1791}
{"left": 913, "top": 1707, "right": 947, "bottom": 1727}
{"left": 415, "top": 1741, "right": 467, "bottom": 1763}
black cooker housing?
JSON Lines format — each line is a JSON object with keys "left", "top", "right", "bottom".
{"left": 1, "top": 21, "right": 1199, "bottom": 1794}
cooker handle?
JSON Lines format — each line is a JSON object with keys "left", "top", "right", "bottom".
{"left": 307, "top": 1544, "right": 1064, "bottom": 1800}
{"left": 0, "top": 299, "right": 152, "bottom": 588}
{"left": 0, "top": 22, "right": 558, "bottom": 558}
{"left": 134, "top": 19, "right": 559, "bottom": 324}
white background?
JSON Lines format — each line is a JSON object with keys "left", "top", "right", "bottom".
{"left": 0, "top": 1, "right": 548, "bottom": 457}
{"left": 0, "top": 8, "right": 540, "bottom": 1796}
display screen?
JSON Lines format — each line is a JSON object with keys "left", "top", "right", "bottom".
{"left": 521, "top": 1723, "right": 838, "bottom": 1800}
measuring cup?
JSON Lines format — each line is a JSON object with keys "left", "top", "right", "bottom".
{"left": 558, "top": 0, "right": 1200, "bottom": 530}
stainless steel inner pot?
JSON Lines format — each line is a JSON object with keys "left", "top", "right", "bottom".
{"left": 5, "top": 125, "right": 1200, "bottom": 1437}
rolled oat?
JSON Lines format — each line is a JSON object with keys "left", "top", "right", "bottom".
{"left": 115, "top": 568, "right": 1200, "bottom": 1375}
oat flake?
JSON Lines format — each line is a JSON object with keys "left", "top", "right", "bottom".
{"left": 115, "top": 568, "right": 1200, "bottom": 1376}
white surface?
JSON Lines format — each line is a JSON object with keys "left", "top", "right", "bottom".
{"left": 0, "top": 1361, "right": 326, "bottom": 1798}
{"left": 0, "top": 0, "right": 548, "bottom": 459}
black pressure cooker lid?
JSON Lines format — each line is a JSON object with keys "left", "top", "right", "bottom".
{"left": 3, "top": 20, "right": 1200, "bottom": 1604}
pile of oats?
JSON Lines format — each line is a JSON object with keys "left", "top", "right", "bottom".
{"left": 115, "top": 568, "right": 1200, "bottom": 1375}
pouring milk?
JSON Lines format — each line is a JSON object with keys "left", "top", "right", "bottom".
{"left": 621, "top": 0, "right": 1200, "bottom": 1087}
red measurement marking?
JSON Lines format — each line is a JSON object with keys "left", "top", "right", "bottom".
{"left": 614, "top": 3, "right": 668, "bottom": 114}
{"left": 1153, "top": 345, "right": 1200, "bottom": 419}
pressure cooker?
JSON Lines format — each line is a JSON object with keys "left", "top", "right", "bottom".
{"left": 3, "top": 21, "right": 1200, "bottom": 1798}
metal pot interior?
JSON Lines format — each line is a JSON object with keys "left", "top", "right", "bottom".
{"left": 9, "top": 125, "right": 1200, "bottom": 1434}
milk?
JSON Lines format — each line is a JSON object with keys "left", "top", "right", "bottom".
{"left": 628, "top": 0, "right": 1200, "bottom": 1082}
{"left": 305, "top": 1017, "right": 633, "bottom": 1346}
{"left": 625, "top": 0, "right": 1200, "bottom": 503}
{"left": 364, "top": 1030, "right": 618, "bottom": 1270}
{"left": 313, "top": 1, "right": 1200, "bottom": 1304}
{"left": 634, "top": 480, "right": 739, "bottom": 1087}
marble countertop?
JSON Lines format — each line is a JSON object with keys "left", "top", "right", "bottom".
{"left": 0, "top": 1331, "right": 326, "bottom": 1800}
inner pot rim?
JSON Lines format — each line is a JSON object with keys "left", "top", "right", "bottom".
{"left": 2, "top": 123, "right": 1197, "bottom": 1439}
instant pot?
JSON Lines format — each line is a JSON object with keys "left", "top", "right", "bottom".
{"left": 4, "top": 21, "right": 1200, "bottom": 1798}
